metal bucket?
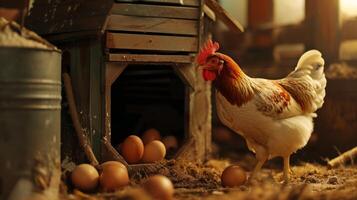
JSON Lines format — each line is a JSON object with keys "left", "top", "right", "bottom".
{"left": 0, "top": 47, "right": 61, "bottom": 200}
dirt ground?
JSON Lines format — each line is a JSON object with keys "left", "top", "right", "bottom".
{"left": 61, "top": 157, "right": 357, "bottom": 200}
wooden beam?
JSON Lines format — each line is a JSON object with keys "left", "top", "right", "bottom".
{"left": 104, "top": 63, "right": 128, "bottom": 149}
{"left": 305, "top": 0, "right": 340, "bottom": 63}
{"left": 106, "top": 32, "right": 198, "bottom": 52}
{"left": 248, "top": 0, "right": 273, "bottom": 28}
{"left": 204, "top": 0, "right": 244, "bottom": 32}
{"left": 172, "top": 64, "right": 196, "bottom": 90}
{"left": 114, "top": 0, "right": 199, "bottom": 7}
{"left": 203, "top": 4, "right": 216, "bottom": 21}
{"left": 107, "top": 53, "right": 195, "bottom": 63}
{"left": 107, "top": 15, "right": 198, "bottom": 36}
{"left": 111, "top": 3, "right": 199, "bottom": 19}
{"left": 106, "top": 63, "right": 127, "bottom": 86}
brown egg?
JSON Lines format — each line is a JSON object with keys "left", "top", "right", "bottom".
{"left": 142, "top": 140, "right": 166, "bottom": 163}
{"left": 99, "top": 162, "right": 129, "bottom": 192}
{"left": 142, "top": 128, "right": 161, "bottom": 144}
{"left": 162, "top": 135, "right": 178, "bottom": 150}
{"left": 101, "top": 161, "right": 127, "bottom": 170}
{"left": 121, "top": 135, "right": 144, "bottom": 164}
{"left": 71, "top": 164, "right": 99, "bottom": 191}
{"left": 143, "top": 175, "right": 174, "bottom": 200}
{"left": 221, "top": 165, "right": 247, "bottom": 187}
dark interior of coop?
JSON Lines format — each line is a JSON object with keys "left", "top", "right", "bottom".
{"left": 110, "top": 64, "right": 186, "bottom": 155}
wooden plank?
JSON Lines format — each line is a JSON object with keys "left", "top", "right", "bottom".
{"left": 106, "top": 33, "right": 198, "bottom": 52}
{"left": 107, "top": 53, "right": 194, "bottom": 63}
{"left": 114, "top": 0, "right": 199, "bottom": 7}
{"left": 205, "top": 0, "right": 244, "bottom": 32}
{"left": 107, "top": 15, "right": 197, "bottom": 36}
{"left": 89, "top": 41, "right": 103, "bottom": 158}
{"left": 111, "top": 3, "right": 199, "bottom": 19}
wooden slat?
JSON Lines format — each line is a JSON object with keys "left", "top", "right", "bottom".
{"left": 107, "top": 15, "right": 197, "bottom": 36}
{"left": 108, "top": 53, "right": 195, "bottom": 63}
{"left": 111, "top": 3, "right": 199, "bottom": 19}
{"left": 106, "top": 33, "right": 198, "bottom": 52}
{"left": 114, "top": 0, "right": 199, "bottom": 7}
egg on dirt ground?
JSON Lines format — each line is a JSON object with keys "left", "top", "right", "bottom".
{"left": 71, "top": 164, "right": 99, "bottom": 191}
{"left": 143, "top": 175, "right": 174, "bottom": 200}
{"left": 99, "top": 161, "right": 130, "bottom": 192}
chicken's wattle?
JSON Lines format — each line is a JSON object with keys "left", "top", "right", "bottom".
{"left": 202, "top": 69, "right": 216, "bottom": 81}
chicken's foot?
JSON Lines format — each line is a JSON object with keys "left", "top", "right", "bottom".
{"left": 248, "top": 159, "right": 266, "bottom": 183}
{"left": 248, "top": 147, "right": 268, "bottom": 184}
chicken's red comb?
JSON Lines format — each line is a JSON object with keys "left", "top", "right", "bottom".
{"left": 197, "top": 39, "right": 220, "bottom": 65}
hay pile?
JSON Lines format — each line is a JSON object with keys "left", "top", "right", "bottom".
{"left": 0, "top": 17, "right": 56, "bottom": 50}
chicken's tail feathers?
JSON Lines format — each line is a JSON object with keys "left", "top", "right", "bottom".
{"left": 282, "top": 50, "right": 326, "bottom": 112}
{"left": 293, "top": 50, "right": 325, "bottom": 80}
{"left": 288, "top": 49, "right": 327, "bottom": 110}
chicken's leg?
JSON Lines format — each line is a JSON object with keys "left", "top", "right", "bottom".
{"left": 248, "top": 144, "right": 268, "bottom": 183}
{"left": 283, "top": 155, "right": 290, "bottom": 183}
{"left": 248, "top": 158, "right": 266, "bottom": 182}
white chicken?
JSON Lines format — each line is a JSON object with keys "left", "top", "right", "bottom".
{"left": 198, "top": 40, "right": 327, "bottom": 182}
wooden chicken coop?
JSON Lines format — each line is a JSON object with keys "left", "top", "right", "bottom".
{"left": 27, "top": 0, "right": 242, "bottom": 164}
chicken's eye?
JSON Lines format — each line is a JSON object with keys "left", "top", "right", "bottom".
{"left": 210, "top": 58, "right": 218, "bottom": 64}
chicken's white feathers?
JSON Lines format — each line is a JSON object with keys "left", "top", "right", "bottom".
{"left": 278, "top": 50, "right": 326, "bottom": 115}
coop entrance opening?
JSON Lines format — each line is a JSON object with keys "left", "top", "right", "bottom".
{"left": 111, "top": 64, "right": 186, "bottom": 159}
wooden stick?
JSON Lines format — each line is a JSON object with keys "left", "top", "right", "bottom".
{"left": 101, "top": 135, "right": 130, "bottom": 168}
{"left": 327, "top": 146, "right": 357, "bottom": 168}
{"left": 205, "top": 0, "right": 244, "bottom": 32}
{"left": 20, "top": 0, "right": 29, "bottom": 35}
{"left": 63, "top": 73, "right": 99, "bottom": 166}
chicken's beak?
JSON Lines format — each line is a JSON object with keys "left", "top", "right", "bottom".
{"left": 198, "top": 65, "right": 211, "bottom": 70}
{"left": 198, "top": 65, "right": 205, "bottom": 70}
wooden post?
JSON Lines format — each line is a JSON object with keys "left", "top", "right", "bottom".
{"left": 102, "top": 62, "right": 129, "bottom": 165}
{"left": 103, "top": 62, "right": 127, "bottom": 146}
{"left": 248, "top": 0, "right": 273, "bottom": 28}
{"left": 247, "top": 0, "right": 274, "bottom": 60}
{"left": 305, "top": 0, "right": 340, "bottom": 63}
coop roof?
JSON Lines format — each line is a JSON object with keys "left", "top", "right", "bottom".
{"left": 26, "top": 0, "right": 113, "bottom": 37}
{"left": 26, "top": 0, "right": 243, "bottom": 40}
